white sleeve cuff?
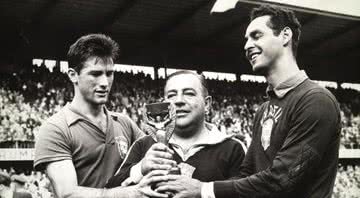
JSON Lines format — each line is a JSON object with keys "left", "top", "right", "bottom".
{"left": 128, "top": 161, "right": 143, "bottom": 184}
{"left": 201, "top": 182, "right": 216, "bottom": 198}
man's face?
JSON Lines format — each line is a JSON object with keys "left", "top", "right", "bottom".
{"left": 244, "top": 15, "right": 283, "bottom": 74}
{"left": 164, "top": 74, "right": 209, "bottom": 131}
{"left": 75, "top": 57, "right": 114, "bottom": 105}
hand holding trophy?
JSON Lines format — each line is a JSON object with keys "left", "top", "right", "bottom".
{"left": 143, "top": 102, "right": 180, "bottom": 174}
{"left": 143, "top": 102, "right": 180, "bottom": 196}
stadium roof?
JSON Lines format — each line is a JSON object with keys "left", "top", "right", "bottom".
{"left": 0, "top": 0, "right": 359, "bottom": 82}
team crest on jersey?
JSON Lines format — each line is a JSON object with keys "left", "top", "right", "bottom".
{"left": 178, "top": 162, "right": 196, "bottom": 177}
{"left": 260, "top": 104, "right": 282, "bottom": 150}
{"left": 115, "top": 136, "right": 128, "bottom": 159}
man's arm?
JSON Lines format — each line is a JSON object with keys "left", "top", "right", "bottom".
{"left": 46, "top": 159, "right": 167, "bottom": 198}
{"left": 106, "top": 140, "right": 176, "bottom": 188}
{"left": 213, "top": 91, "right": 340, "bottom": 197}
{"left": 226, "top": 138, "right": 247, "bottom": 179}
{"left": 233, "top": 138, "right": 255, "bottom": 179}
{"left": 106, "top": 137, "right": 147, "bottom": 188}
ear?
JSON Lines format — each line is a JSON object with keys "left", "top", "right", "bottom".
{"left": 204, "top": 96, "right": 212, "bottom": 115}
{"left": 67, "top": 68, "right": 79, "bottom": 84}
{"left": 282, "top": 27, "right": 293, "bottom": 47}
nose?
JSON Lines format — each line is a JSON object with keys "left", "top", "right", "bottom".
{"left": 174, "top": 94, "right": 185, "bottom": 106}
{"left": 99, "top": 74, "right": 109, "bottom": 88}
{"left": 244, "top": 39, "right": 254, "bottom": 51}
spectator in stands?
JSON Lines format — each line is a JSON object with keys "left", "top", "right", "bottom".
{"left": 33, "top": 34, "right": 166, "bottom": 198}
{"left": 0, "top": 170, "right": 13, "bottom": 198}
{"left": 153, "top": 5, "right": 341, "bottom": 198}
{"left": 10, "top": 174, "right": 32, "bottom": 198}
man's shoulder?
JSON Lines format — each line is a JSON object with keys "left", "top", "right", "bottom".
{"left": 46, "top": 108, "right": 67, "bottom": 125}
{"left": 212, "top": 136, "right": 246, "bottom": 154}
{"left": 133, "top": 135, "right": 156, "bottom": 148}
{"left": 39, "top": 108, "right": 68, "bottom": 134}
{"left": 297, "top": 79, "right": 338, "bottom": 104}
{"left": 108, "top": 111, "right": 133, "bottom": 125}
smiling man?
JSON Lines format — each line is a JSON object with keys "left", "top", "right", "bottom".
{"left": 152, "top": 5, "right": 341, "bottom": 198}
{"left": 105, "top": 70, "right": 245, "bottom": 188}
{"left": 34, "top": 34, "right": 168, "bottom": 198}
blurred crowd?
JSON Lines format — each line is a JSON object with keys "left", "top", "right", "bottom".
{"left": 0, "top": 65, "right": 359, "bottom": 197}
{"left": 1, "top": 65, "right": 359, "bottom": 148}
{"left": 333, "top": 165, "right": 360, "bottom": 198}
{"left": 0, "top": 168, "right": 52, "bottom": 198}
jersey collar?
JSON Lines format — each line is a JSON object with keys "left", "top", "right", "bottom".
{"left": 63, "top": 104, "right": 109, "bottom": 126}
{"left": 266, "top": 70, "right": 308, "bottom": 99}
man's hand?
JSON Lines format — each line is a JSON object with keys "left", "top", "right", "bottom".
{"left": 155, "top": 175, "right": 202, "bottom": 198}
{"left": 141, "top": 143, "right": 177, "bottom": 175}
{"left": 134, "top": 170, "right": 170, "bottom": 198}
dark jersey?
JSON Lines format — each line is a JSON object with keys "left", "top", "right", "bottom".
{"left": 214, "top": 78, "right": 341, "bottom": 198}
{"left": 106, "top": 127, "right": 245, "bottom": 188}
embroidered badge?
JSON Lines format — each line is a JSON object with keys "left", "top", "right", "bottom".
{"left": 260, "top": 104, "right": 282, "bottom": 150}
{"left": 114, "top": 136, "right": 128, "bottom": 159}
{"left": 178, "top": 162, "right": 196, "bottom": 177}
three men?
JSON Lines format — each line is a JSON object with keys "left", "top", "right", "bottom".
{"left": 106, "top": 71, "right": 245, "bottom": 187}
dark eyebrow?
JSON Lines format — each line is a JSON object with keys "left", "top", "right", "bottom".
{"left": 245, "top": 29, "right": 262, "bottom": 40}
{"left": 183, "top": 88, "right": 196, "bottom": 92}
{"left": 165, "top": 89, "right": 177, "bottom": 94}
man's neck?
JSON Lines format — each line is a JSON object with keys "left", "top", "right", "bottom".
{"left": 172, "top": 123, "right": 208, "bottom": 150}
{"left": 70, "top": 98, "right": 108, "bottom": 132}
{"left": 266, "top": 55, "right": 300, "bottom": 88}
{"left": 70, "top": 95, "right": 105, "bottom": 120}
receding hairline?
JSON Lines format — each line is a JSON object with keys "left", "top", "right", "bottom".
{"left": 164, "top": 72, "right": 208, "bottom": 97}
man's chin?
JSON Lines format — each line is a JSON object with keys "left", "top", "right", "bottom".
{"left": 252, "top": 64, "right": 268, "bottom": 76}
{"left": 92, "top": 99, "right": 108, "bottom": 105}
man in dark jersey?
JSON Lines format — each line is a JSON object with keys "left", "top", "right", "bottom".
{"left": 105, "top": 71, "right": 246, "bottom": 188}
{"left": 34, "top": 34, "right": 168, "bottom": 198}
{"left": 150, "top": 5, "right": 341, "bottom": 198}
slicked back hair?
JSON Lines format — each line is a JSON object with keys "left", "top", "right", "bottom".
{"left": 250, "top": 5, "right": 301, "bottom": 57}
{"left": 67, "top": 34, "right": 120, "bottom": 73}
{"left": 165, "top": 70, "right": 209, "bottom": 97}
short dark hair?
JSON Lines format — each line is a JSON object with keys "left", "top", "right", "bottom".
{"left": 165, "top": 70, "right": 209, "bottom": 97}
{"left": 250, "top": 5, "right": 301, "bottom": 56}
{"left": 67, "top": 34, "right": 120, "bottom": 73}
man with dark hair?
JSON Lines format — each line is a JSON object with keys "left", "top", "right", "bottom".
{"left": 152, "top": 5, "right": 341, "bottom": 198}
{"left": 105, "top": 70, "right": 245, "bottom": 188}
{"left": 34, "top": 34, "right": 166, "bottom": 198}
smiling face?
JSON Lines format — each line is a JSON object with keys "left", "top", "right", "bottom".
{"left": 244, "top": 15, "right": 284, "bottom": 74}
{"left": 164, "top": 73, "right": 210, "bottom": 134}
{"left": 72, "top": 57, "right": 114, "bottom": 106}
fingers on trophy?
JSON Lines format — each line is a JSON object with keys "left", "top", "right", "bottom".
{"left": 144, "top": 102, "right": 180, "bottom": 176}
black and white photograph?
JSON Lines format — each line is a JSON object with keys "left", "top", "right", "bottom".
{"left": 0, "top": 0, "right": 359, "bottom": 197}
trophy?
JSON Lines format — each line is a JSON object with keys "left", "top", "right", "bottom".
{"left": 143, "top": 102, "right": 180, "bottom": 176}
{"left": 144, "top": 102, "right": 176, "bottom": 145}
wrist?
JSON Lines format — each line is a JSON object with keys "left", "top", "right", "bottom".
{"left": 105, "top": 186, "right": 140, "bottom": 198}
{"left": 201, "top": 182, "right": 215, "bottom": 198}
{"left": 132, "top": 161, "right": 144, "bottom": 181}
